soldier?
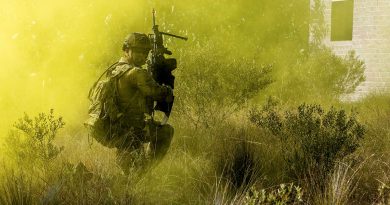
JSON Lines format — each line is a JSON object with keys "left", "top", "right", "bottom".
{"left": 116, "top": 32, "right": 174, "bottom": 170}
{"left": 86, "top": 33, "right": 174, "bottom": 173}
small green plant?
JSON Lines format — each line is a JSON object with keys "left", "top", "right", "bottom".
{"left": 244, "top": 183, "right": 303, "bottom": 205}
{"left": 5, "top": 109, "right": 65, "bottom": 170}
{"left": 250, "top": 99, "right": 365, "bottom": 189}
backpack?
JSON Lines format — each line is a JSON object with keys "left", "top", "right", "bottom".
{"left": 84, "top": 62, "right": 131, "bottom": 147}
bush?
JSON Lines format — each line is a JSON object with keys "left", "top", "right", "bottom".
{"left": 249, "top": 98, "right": 365, "bottom": 189}
{"left": 5, "top": 109, "right": 65, "bottom": 171}
{"left": 299, "top": 49, "right": 365, "bottom": 97}
{"left": 174, "top": 41, "right": 272, "bottom": 129}
{"left": 244, "top": 183, "right": 303, "bottom": 205}
{"left": 264, "top": 48, "right": 366, "bottom": 104}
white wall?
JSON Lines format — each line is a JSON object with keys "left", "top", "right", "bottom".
{"left": 320, "top": 0, "right": 390, "bottom": 100}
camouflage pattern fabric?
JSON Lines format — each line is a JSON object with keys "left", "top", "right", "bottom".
{"left": 85, "top": 58, "right": 174, "bottom": 173}
{"left": 85, "top": 59, "right": 173, "bottom": 149}
{"left": 84, "top": 62, "right": 132, "bottom": 148}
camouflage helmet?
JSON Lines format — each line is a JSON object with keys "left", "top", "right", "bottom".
{"left": 122, "top": 32, "right": 152, "bottom": 51}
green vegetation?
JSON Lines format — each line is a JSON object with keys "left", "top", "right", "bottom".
{"left": 1, "top": 0, "right": 389, "bottom": 204}
{"left": 244, "top": 183, "right": 303, "bottom": 205}
{"left": 250, "top": 100, "right": 365, "bottom": 202}
{"left": 5, "top": 109, "right": 64, "bottom": 170}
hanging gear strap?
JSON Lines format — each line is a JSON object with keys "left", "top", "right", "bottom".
{"left": 88, "top": 62, "right": 119, "bottom": 100}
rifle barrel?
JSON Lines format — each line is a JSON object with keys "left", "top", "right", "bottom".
{"left": 160, "top": 32, "right": 188, "bottom": 41}
{"left": 152, "top": 9, "right": 156, "bottom": 26}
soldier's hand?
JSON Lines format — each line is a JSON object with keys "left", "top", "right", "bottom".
{"left": 164, "top": 85, "right": 174, "bottom": 103}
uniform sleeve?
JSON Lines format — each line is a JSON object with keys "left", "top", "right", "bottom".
{"left": 135, "top": 68, "right": 169, "bottom": 101}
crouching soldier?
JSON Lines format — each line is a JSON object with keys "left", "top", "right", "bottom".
{"left": 85, "top": 33, "right": 174, "bottom": 173}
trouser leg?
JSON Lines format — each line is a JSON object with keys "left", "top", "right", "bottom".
{"left": 116, "top": 148, "right": 148, "bottom": 175}
{"left": 114, "top": 128, "right": 144, "bottom": 174}
{"left": 146, "top": 121, "right": 174, "bottom": 161}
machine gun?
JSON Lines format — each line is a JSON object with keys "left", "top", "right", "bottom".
{"left": 148, "top": 9, "right": 187, "bottom": 121}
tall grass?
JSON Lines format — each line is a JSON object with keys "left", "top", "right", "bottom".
{"left": 0, "top": 170, "right": 33, "bottom": 205}
{"left": 2, "top": 95, "right": 390, "bottom": 204}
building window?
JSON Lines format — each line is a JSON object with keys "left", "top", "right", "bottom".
{"left": 331, "top": 0, "right": 354, "bottom": 41}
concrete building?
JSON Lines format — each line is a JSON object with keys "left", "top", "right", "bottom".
{"left": 319, "top": 0, "right": 390, "bottom": 99}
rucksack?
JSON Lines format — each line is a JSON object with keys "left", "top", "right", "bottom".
{"left": 84, "top": 62, "right": 131, "bottom": 147}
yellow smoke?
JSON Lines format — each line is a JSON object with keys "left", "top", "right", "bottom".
{"left": 0, "top": 0, "right": 155, "bottom": 142}
{"left": 0, "top": 0, "right": 311, "bottom": 145}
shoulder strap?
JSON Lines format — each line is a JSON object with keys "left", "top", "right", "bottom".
{"left": 88, "top": 62, "right": 119, "bottom": 100}
{"left": 111, "top": 62, "right": 133, "bottom": 79}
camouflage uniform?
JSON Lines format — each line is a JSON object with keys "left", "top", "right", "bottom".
{"left": 86, "top": 33, "right": 174, "bottom": 172}
{"left": 113, "top": 57, "right": 174, "bottom": 159}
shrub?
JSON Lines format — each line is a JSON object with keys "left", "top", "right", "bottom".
{"left": 174, "top": 41, "right": 272, "bottom": 129}
{"left": 265, "top": 48, "right": 366, "bottom": 104}
{"left": 244, "top": 183, "right": 303, "bottom": 205}
{"left": 5, "top": 109, "right": 65, "bottom": 171}
{"left": 249, "top": 99, "right": 365, "bottom": 189}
